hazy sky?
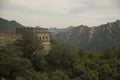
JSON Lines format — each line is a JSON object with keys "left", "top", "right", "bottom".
{"left": 0, "top": 0, "right": 120, "bottom": 28}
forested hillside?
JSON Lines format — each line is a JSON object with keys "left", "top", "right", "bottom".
{"left": 52, "top": 20, "right": 120, "bottom": 52}
{"left": 0, "top": 31, "right": 120, "bottom": 80}
{"left": 0, "top": 18, "right": 120, "bottom": 80}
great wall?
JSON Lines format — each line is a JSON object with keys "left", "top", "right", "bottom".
{"left": 0, "top": 27, "right": 51, "bottom": 51}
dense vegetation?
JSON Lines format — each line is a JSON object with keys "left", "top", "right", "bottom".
{"left": 0, "top": 31, "right": 120, "bottom": 80}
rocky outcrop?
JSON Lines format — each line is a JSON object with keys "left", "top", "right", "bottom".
{"left": 53, "top": 20, "right": 120, "bottom": 52}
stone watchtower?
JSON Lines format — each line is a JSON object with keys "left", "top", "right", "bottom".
{"left": 16, "top": 27, "right": 51, "bottom": 51}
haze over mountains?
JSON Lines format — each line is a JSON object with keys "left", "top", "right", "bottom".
{"left": 0, "top": 17, "right": 120, "bottom": 52}
{"left": 52, "top": 20, "right": 120, "bottom": 52}
{"left": 0, "top": 18, "right": 24, "bottom": 33}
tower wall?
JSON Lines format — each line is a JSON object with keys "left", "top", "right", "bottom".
{"left": 16, "top": 27, "right": 51, "bottom": 51}
{"left": 0, "top": 32, "right": 21, "bottom": 45}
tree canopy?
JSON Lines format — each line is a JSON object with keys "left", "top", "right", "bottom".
{"left": 0, "top": 31, "right": 120, "bottom": 80}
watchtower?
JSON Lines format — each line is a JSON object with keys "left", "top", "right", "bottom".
{"left": 16, "top": 27, "right": 51, "bottom": 51}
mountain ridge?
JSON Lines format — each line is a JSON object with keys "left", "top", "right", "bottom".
{"left": 0, "top": 17, "right": 24, "bottom": 33}
{"left": 0, "top": 17, "right": 120, "bottom": 52}
{"left": 52, "top": 20, "right": 120, "bottom": 52}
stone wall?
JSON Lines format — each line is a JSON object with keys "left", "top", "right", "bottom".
{"left": 16, "top": 27, "right": 51, "bottom": 51}
{"left": 0, "top": 32, "right": 21, "bottom": 45}
{"left": 0, "top": 27, "right": 51, "bottom": 52}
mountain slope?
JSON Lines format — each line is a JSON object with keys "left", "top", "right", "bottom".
{"left": 53, "top": 20, "right": 120, "bottom": 52}
{"left": 0, "top": 18, "right": 24, "bottom": 33}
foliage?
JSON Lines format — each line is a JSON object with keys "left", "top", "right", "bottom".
{"left": 0, "top": 31, "right": 120, "bottom": 80}
{"left": 14, "top": 30, "right": 43, "bottom": 59}
{"left": 0, "top": 46, "right": 36, "bottom": 80}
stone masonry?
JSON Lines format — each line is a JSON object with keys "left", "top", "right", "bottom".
{"left": 0, "top": 27, "right": 51, "bottom": 51}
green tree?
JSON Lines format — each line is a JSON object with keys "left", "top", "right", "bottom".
{"left": 88, "top": 70, "right": 98, "bottom": 80}
{"left": 78, "top": 49, "right": 88, "bottom": 59}
{"left": 31, "top": 54, "right": 47, "bottom": 72}
{"left": 50, "top": 70, "right": 70, "bottom": 80}
{"left": 0, "top": 46, "right": 36, "bottom": 80}
{"left": 103, "top": 48, "right": 120, "bottom": 59}
{"left": 35, "top": 71, "right": 49, "bottom": 80}
{"left": 47, "top": 45, "right": 79, "bottom": 70}
{"left": 14, "top": 30, "right": 43, "bottom": 59}
{"left": 99, "top": 64, "right": 112, "bottom": 80}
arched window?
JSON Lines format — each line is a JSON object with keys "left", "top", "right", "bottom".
{"left": 46, "top": 37, "right": 48, "bottom": 41}
{"left": 39, "top": 37, "right": 41, "bottom": 40}
{"left": 43, "top": 36, "right": 45, "bottom": 40}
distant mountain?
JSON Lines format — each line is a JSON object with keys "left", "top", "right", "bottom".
{"left": 0, "top": 18, "right": 24, "bottom": 33}
{"left": 52, "top": 20, "right": 120, "bottom": 52}
{"left": 49, "top": 28, "right": 66, "bottom": 35}
{"left": 1, "top": 18, "right": 120, "bottom": 52}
